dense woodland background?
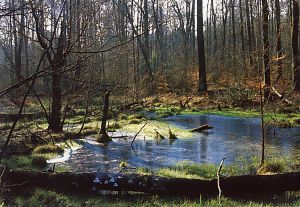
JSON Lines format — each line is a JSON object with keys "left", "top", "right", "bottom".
{"left": 0, "top": 0, "right": 299, "bottom": 133}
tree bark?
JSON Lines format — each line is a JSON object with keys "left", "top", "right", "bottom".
{"left": 245, "top": 0, "right": 252, "bottom": 63}
{"left": 262, "top": 0, "right": 270, "bottom": 99}
{"left": 100, "top": 91, "right": 110, "bottom": 135}
{"left": 48, "top": 8, "right": 67, "bottom": 133}
{"left": 239, "top": 0, "right": 245, "bottom": 53}
{"left": 292, "top": 0, "right": 300, "bottom": 91}
{"left": 275, "top": 0, "right": 283, "bottom": 81}
{"left": 198, "top": 0, "right": 207, "bottom": 92}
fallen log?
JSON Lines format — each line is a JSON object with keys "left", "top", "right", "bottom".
{"left": 2, "top": 168, "right": 300, "bottom": 197}
{"left": 190, "top": 124, "right": 213, "bottom": 133}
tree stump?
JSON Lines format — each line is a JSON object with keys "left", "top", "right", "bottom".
{"left": 97, "top": 91, "right": 112, "bottom": 143}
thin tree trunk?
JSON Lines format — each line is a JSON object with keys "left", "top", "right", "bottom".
{"left": 198, "top": 0, "right": 207, "bottom": 92}
{"left": 275, "top": 0, "right": 283, "bottom": 81}
{"left": 239, "top": 0, "right": 245, "bottom": 53}
{"left": 292, "top": 0, "right": 300, "bottom": 90}
{"left": 262, "top": 0, "right": 270, "bottom": 99}
{"left": 231, "top": 0, "right": 236, "bottom": 51}
{"left": 245, "top": 0, "right": 252, "bottom": 63}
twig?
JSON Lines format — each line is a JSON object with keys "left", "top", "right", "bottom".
{"left": 131, "top": 122, "right": 148, "bottom": 149}
{"left": 217, "top": 157, "right": 226, "bottom": 202}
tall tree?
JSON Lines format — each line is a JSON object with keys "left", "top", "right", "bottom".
{"left": 245, "top": 0, "right": 252, "bottom": 62}
{"left": 292, "top": 0, "right": 300, "bottom": 91}
{"left": 211, "top": 0, "right": 217, "bottom": 55}
{"left": 262, "top": 0, "right": 270, "bottom": 98}
{"left": 198, "top": 0, "right": 207, "bottom": 92}
{"left": 275, "top": 0, "right": 283, "bottom": 81}
{"left": 239, "top": 0, "right": 245, "bottom": 53}
{"left": 31, "top": 1, "right": 67, "bottom": 132}
{"left": 231, "top": 0, "right": 236, "bottom": 50}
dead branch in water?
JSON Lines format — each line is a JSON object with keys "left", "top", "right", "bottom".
{"left": 131, "top": 122, "right": 148, "bottom": 149}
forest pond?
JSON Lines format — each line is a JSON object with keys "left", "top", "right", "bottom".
{"left": 51, "top": 114, "right": 300, "bottom": 172}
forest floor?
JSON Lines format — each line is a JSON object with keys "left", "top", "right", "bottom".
{"left": 9, "top": 188, "right": 300, "bottom": 207}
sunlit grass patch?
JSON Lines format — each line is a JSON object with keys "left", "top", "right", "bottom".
{"left": 121, "top": 120, "right": 193, "bottom": 138}
{"left": 33, "top": 144, "right": 64, "bottom": 154}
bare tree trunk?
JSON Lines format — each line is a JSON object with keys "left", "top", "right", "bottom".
{"left": 275, "top": 0, "right": 283, "bottom": 81}
{"left": 239, "top": 0, "right": 245, "bottom": 53}
{"left": 198, "top": 0, "right": 207, "bottom": 92}
{"left": 211, "top": 0, "right": 217, "bottom": 55}
{"left": 245, "top": 0, "right": 252, "bottom": 64}
{"left": 262, "top": 0, "right": 270, "bottom": 99}
{"left": 231, "top": 0, "right": 236, "bottom": 51}
{"left": 143, "top": 0, "right": 150, "bottom": 73}
{"left": 48, "top": 3, "right": 67, "bottom": 133}
{"left": 98, "top": 91, "right": 112, "bottom": 143}
{"left": 292, "top": 0, "right": 300, "bottom": 91}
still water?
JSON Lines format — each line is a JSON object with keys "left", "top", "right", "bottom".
{"left": 53, "top": 115, "right": 300, "bottom": 172}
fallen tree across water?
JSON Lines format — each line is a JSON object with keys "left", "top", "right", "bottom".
{"left": 2, "top": 168, "right": 300, "bottom": 197}
{"left": 190, "top": 124, "right": 214, "bottom": 133}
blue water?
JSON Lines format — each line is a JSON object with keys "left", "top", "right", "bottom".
{"left": 57, "top": 115, "right": 300, "bottom": 172}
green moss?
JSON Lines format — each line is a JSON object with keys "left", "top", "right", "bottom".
{"left": 33, "top": 144, "right": 64, "bottom": 154}
{"left": 107, "top": 123, "right": 122, "bottom": 131}
{"left": 1, "top": 154, "right": 52, "bottom": 169}
{"left": 1, "top": 155, "right": 33, "bottom": 169}
{"left": 121, "top": 120, "right": 193, "bottom": 138}
{"left": 96, "top": 133, "right": 112, "bottom": 143}
{"left": 258, "top": 162, "right": 284, "bottom": 174}
{"left": 31, "top": 156, "right": 47, "bottom": 168}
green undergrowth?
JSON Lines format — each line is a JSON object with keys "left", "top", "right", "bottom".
{"left": 11, "top": 188, "right": 300, "bottom": 207}
{"left": 1, "top": 140, "right": 82, "bottom": 170}
{"left": 137, "top": 155, "right": 300, "bottom": 180}
{"left": 0, "top": 155, "right": 49, "bottom": 170}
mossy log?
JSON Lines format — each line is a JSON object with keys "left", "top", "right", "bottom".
{"left": 190, "top": 124, "right": 213, "bottom": 133}
{"left": 2, "top": 168, "right": 300, "bottom": 197}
